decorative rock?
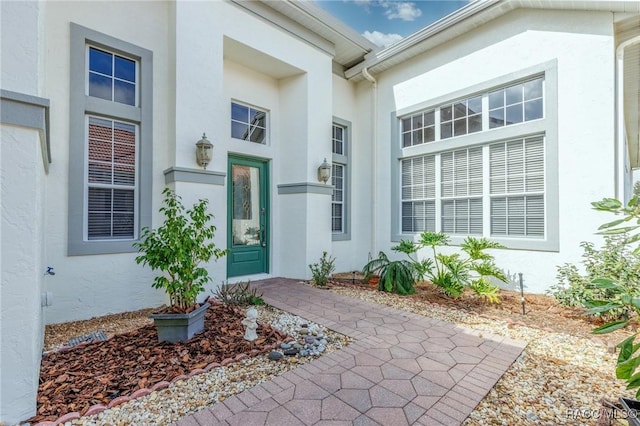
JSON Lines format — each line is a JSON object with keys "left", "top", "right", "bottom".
{"left": 298, "top": 328, "right": 309, "bottom": 335}
{"left": 221, "top": 357, "right": 235, "bottom": 366}
{"left": 131, "top": 388, "right": 152, "bottom": 399}
{"left": 319, "top": 338, "right": 328, "bottom": 346}
{"left": 280, "top": 343, "right": 292, "bottom": 349}
{"left": 283, "top": 348, "right": 299, "bottom": 356}
{"left": 305, "top": 336, "right": 316, "bottom": 345}
{"left": 204, "top": 362, "right": 221, "bottom": 371}
{"left": 108, "top": 395, "right": 131, "bottom": 408}
{"left": 150, "top": 381, "right": 170, "bottom": 391}
{"left": 268, "top": 351, "right": 283, "bottom": 361}
{"left": 171, "top": 374, "right": 189, "bottom": 384}
{"left": 54, "top": 411, "right": 81, "bottom": 424}
{"left": 293, "top": 342, "right": 303, "bottom": 349}
{"left": 299, "top": 349, "right": 308, "bottom": 357}
{"left": 84, "top": 404, "right": 108, "bottom": 417}
{"left": 300, "top": 324, "right": 308, "bottom": 328}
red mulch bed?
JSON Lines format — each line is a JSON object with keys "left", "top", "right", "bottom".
{"left": 29, "top": 301, "right": 289, "bottom": 423}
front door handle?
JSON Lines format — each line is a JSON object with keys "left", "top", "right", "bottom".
{"left": 261, "top": 228, "right": 266, "bottom": 247}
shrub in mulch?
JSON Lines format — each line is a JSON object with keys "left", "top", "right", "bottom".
{"left": 29, "top": 301, "right": 289, "bottom": 423}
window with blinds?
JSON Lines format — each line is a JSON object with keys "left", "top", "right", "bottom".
{"left": 399, "top": 135, "right": 545, "bottom": 238}
{"left": 332, "top": 164, "right": 344, "bottom": 232}
{"left": 87, "top": 117, "right": 137, "bottom": 239}
{"left": 490, "top": 136, "right": 545, "bottom": 237}
{"left": 401, "top": 155, "right": 436, "bottom": 232}
{"left": 441, "top": 147, "right": 483, "bottom": 234}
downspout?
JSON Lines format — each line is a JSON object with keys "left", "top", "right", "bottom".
{"left": 362, "top": 67, "right": 378, "bottom": 258}
{"left": 615, "top": 35, "right": 640, "bottom": 201}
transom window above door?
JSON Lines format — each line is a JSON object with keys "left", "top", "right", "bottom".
{"left": 231, "top": 102, "right": 267, "bottom": 144}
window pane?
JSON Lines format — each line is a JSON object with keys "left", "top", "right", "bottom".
{"left": 505, "top": 104, "right": 523, "bottom": 125}
{"left": 412, "top": 115, "right": 423, "bottom": 129}
{"left": 412, "top": 129, "right": 423, "bottom": 145}
{"left": 489, "top": 90, "right": 504, "bottom": 109}
{"left": 231, "top": 121, "right": 249, "bottom": 140}
{"left": 114, "top": 80, "right": 135, "bottom": 105}
{"left": 402, "top": 132, "right": 412, "bottom": 148}
{"left": 89, "top": 73, "right": 112, "bottom": 101}
{"left": 489, "top": 108, "right": 504, "bottom": 128}
{"left": 468, "top": 96, "right": 482, "bottom": 115}
{"left": 441, "top": 122, "right": 452, "bottom": 139}
{"left": 453, "top": 118, "right": 466, "bottom": 136}
{"left": 424, "top": 126, "right": 435, "bottom": 143}
{"left": 113, "top": 213, "right": 135, "bottom": 237}
{"left": 424, "top": 111, "right": 435, "bottom": 126}
{"left": 249, "top": 126, "right": 266, "bottom": 144}
{"left": 402, "top": 117, "right": 412, "bottom": 132}
{"left": 114, "top": 56, "right": 136, "bottom": 82}
{"left": 441, "top": 105, "right": 452, "bottom": 121}
{"left": 89, "top": 48, "right": 112, "bottom": 75}
{"left": 506, "top": 85, "right": 522, "bottom": 105}
{"left": 468, "top": 114, "right": 482, "bottom": 133}
{"left": 524, "top": 78, "right": 543, "bottom": 100}
{"left": 453, "top": 102, "right": 467, "bottom": 119}
{"left": 231, "top": 103, "right": 248, "bottom": 122}
{"left": 524, "top": 99, "right": 543, "bottom": 121}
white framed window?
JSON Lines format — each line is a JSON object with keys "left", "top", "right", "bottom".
{"left": 440, "top": 96, "right": 482, "bottom": 140}
{"left": 332, "top": 120, "right": 351, "bottom": 240}
{"left": 86, "top": 116, "right": 138, "bottom": 240}
{"left": 401, "top": 155, "right": 436, "bottom": 232}
{"left": 87, "top": 46, "right": 137, "bottom": 106}
{"left": 69, "top": 24, "right": 152, "bottom": 255}
{"left": 399, "top": 76, "right": 543, "bottom": 148}
{"left": 402, "top": 109, "right": 435, "bottom": 147}
{"left": 441, "top": 147, "right": 483, "bottom": 234}
{"left": 489, "top": 78, "right": 543, "bottom": 128}
{"left": 231, "top": 102, "right": 267, "bottom": 144}
{"left": 392, "top": 61, "right": 558, "bottom": 251}
{"left": 332, "top": 163, "right": 345, "bottom": 233}
{"left": 400, "top": 137, "right": 544, "bottom": 237}
{"left": 490, "top": 136, "right": 545, "bottom": 236}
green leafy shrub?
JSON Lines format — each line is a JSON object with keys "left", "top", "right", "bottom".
{"left": 309, "top": 251, "right": 336, "bottom": 287}
{"left": 213, "top": 281, "right": 264, "bottom": 306}
{"left": 582, "top": 183, "right": 640, "bottom": 396}
{"left": 549, "top": 236, "right": 640, "bottom": 318}
{"left": 393, "top": 232, "right": 506, "bottom": 302}
{"left": 134, "top": 188, "right": 227, "bottom": 312}
{"left": 362, "top": 251, "right": 416, "bottom": 295}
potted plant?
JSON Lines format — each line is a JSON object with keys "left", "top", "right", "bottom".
{"left": 134, "top": 188, "right": 227, "bottom": 342}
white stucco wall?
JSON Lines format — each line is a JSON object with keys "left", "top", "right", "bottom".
{"left": 42, "top": 1, "right": 173, "bottom": 324}
{"left": 40, "top": 0, "right": 337, "bottom": 324}
{"left": 331, "top": 73, "right": 375, "bottom": 272}
{"left": 0, "top": 1, "right": 47, "bottom": 422}
{"left": 368, "top": 8, "right": 618, "bottom": 293}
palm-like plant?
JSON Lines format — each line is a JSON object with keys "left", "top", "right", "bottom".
{"left": 362, "top": 251, "right": 416, "bottom": 295}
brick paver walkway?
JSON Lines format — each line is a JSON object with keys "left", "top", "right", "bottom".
{"left": 174, "top": 278, "right": 526, "bottom": 425}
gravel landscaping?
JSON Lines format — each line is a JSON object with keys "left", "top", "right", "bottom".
{"left": 33, "top": 280, "right": 636, "bottom": 426}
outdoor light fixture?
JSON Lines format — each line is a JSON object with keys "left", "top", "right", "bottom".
{"left": 195, "top": 133, "right": 213, "bottom": 169}
{"left": 317, "top": 158, "right": 331, "bottom": 184}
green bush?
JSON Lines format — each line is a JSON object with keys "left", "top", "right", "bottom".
{"left": 393, "top": 232, "right": 506, "bottom": 303}
{"left": 549, "top": 236, "right": 640, "bottom": 318}
{"left": 309, "top": 251, "right": 336, "bottom": 287}
{"left": 134, "top": 188, "right": 227, "bottom": 312}
{"left": 362, "top": 251, "right": 416, "bottom": 295}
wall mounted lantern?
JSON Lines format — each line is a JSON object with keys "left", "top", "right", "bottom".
{"left": 195, "top": 133, "right": 213, "bottom": 169}
{"left": 317, "top": 158, "right": 331, "bottom": 184}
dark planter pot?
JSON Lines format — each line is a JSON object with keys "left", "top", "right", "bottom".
{"left": 150, "top": 302, "right": 210, "bottom": 343}
{"left": 619, "top": 397, "right": 640, "bottom": 426}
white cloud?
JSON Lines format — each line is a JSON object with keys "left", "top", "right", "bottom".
{"left": 384, "top": 2, "right": 422, "bottom": 21}
{"left": 362, "top": 30, "right": 403, "bottom": 47}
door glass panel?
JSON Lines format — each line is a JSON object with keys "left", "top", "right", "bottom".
{"left": 232, "top": 165, "right": 261, "bottom": 246}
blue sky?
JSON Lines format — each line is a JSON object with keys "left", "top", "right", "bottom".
{"left": 315, "top": 0, "right": 471, "bottom": 47}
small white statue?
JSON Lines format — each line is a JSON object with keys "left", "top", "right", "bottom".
{"left": 242, "top": 307, "right": 259, "bottom": 342}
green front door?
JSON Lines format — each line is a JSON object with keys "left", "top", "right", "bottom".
{"left": 227, "top": 156, "right": 269, "bottom": 277}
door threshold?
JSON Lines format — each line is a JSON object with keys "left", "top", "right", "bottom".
{"left": 225, "top": 273, "right": 272, "bottom": 285}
